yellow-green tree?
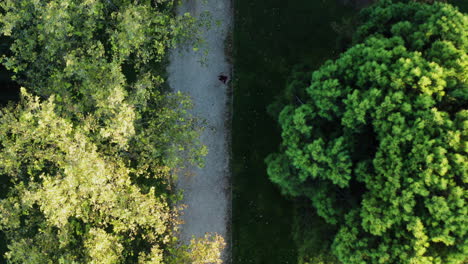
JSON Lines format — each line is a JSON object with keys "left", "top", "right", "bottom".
{"left": 0, "top": 91, "right": 220, "bottom": 263}
{"left": 266, "top": 1, "right": 467, "bottom": 263}
{"left": 0, "top": 0, "right": 221, "bottom": 262}
{"left": 0, "top": 0, "right": 207, "bottom": 167}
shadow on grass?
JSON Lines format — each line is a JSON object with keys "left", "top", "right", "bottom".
{"left": 232, "top": 0, "right": 357, "bottom": 263}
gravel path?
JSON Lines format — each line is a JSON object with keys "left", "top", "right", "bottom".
{"left": 167, "top": 0, "right": 232, "bottom": 262}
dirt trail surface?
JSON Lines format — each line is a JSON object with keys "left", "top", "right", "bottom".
{"left": 167, "top": 0, "right": 232, "bottom": 262}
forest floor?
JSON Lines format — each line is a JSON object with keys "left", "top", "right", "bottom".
{"left": 167, "top": 0, "right": 233, "bottom": 262}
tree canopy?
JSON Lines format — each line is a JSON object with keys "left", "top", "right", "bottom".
{"left": 0, "top": 0, "right": 222, "bottom": 263}
{"left": 266, "top": 1, "right": 467, "bottom": 263}
{"left": 1, "top": 90, "right": 171, "bottom": 263}
{"left": 0, "top": 0, "right": 207, "bottom": 167}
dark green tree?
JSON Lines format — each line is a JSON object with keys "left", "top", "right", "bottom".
{"left": 266, "top": 1, "right": 467, "bottom": 263}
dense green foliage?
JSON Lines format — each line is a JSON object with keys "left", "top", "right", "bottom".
{"left": 0, "top": 0, "right": 223, "bottom": 263}
{"left": 1, "top": 91, "right": 170, "bottom": 263}
{"left": 0, "top": 0, "right": 206, "bottom": 167}
{"left": 266, "top": 1, "right": 467, "bottom": 263}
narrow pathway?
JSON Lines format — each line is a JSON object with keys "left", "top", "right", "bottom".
{"left": 167, "top": 0, "right": 232, "bottom": 262}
